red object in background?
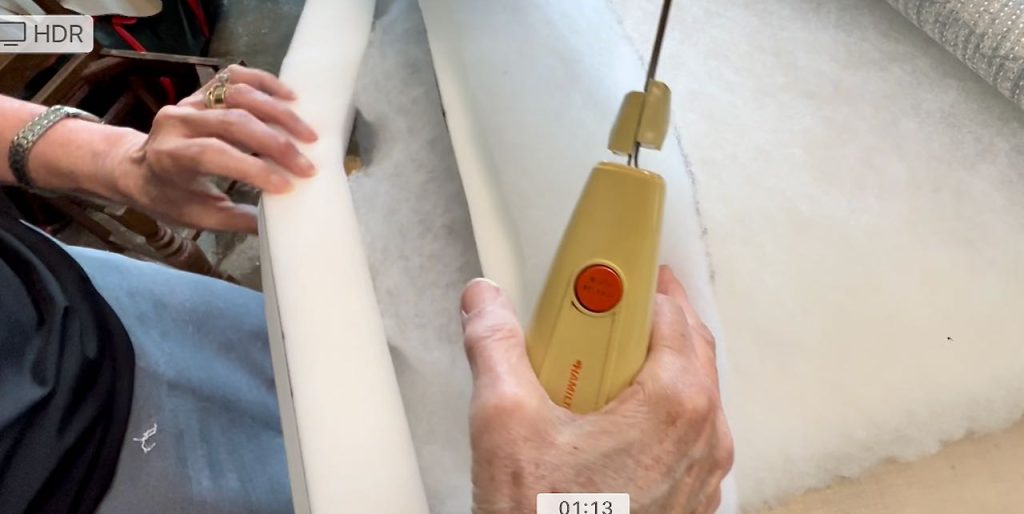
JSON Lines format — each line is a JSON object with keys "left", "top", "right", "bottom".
{"left": 106, "top": 0, "right": 214, "bottom": 104}
{"left": 185, "top": 0, "right": 211, "bottom": 38}
{"left": 109, "top": 0, "right": 213, "bottom": 105}
{"left": 110, "top": 17, "right": 177, "bottom": 104}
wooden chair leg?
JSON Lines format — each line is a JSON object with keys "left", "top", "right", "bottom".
{"left": 106, "top": 207, "right": 238, "bottom": 283}
{"left": 47, "top": 198, "right": 128, "bottom": 254}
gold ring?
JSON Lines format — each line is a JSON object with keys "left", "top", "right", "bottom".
{"left": 205, "top": 83, "right": 229, "bottom": 109}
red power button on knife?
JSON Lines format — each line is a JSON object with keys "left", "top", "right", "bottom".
{"left": 574, "top": 264, "right": 623, "bottom": 314}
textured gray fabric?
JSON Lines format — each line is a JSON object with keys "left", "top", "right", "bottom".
{"left": 349, "top": 0, "right": 479, "bottom": 510}
{"left": 889, "top": 0, "right": 1024, "bottom": 108}
{"left": 64, "top": 246, "right": 292, "bottom": 514}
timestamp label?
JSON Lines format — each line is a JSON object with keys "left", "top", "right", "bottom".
{"left": 537, "top": 493, "right": 629, "bottom": 514}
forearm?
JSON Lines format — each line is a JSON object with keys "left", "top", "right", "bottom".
{"left": 0, "top": 94, "right": 140, "bottom": 201}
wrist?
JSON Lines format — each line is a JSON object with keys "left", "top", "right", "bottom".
{"left": 27, "top": 118, "right": 144, "bottom": 203}
{"left": 98, "top": 127, "right": 148, "bottom": 204}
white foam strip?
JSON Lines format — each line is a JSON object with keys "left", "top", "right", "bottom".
{"left": 260, "top": 0, "right": 430, "bottom": 512}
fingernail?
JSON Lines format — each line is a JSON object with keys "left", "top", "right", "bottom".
{"left": 461, "top": 277, "right": 501, "bottom": 317}
{"left": 660, "top": 264, "right": 675, "bottom": 280}
{"left": 271, "top": 173, "right": 294, "bottom": 193}
{"left": 303, "top": 126, "right": 319, "bottom": 143}
{"left": 299, "top": 155, "right": 316, "bottom": 176}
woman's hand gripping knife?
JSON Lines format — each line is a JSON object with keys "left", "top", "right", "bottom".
{"left": 460, "top": 266, "right": 734, "bottom": 514}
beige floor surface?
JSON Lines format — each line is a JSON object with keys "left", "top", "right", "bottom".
{"left": 761, "top": 421, "right": 1024, "bottom": 514}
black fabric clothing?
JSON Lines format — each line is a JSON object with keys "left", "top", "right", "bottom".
{"left": 0, "top": 191, "right": 15, "bottom": 218}
{"left": 0, "top": 213, "right": 134, "bottom": 513}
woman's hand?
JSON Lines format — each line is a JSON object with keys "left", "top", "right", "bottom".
{"left": 107, "top": 65, "right": 318, "bottom": 233}
{"left": 460, "top": 266, "right": 733, "bottom": 514}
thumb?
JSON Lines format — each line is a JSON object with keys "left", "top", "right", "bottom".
{"left": 460, "top": 278, "right": 544, "bottom": 395}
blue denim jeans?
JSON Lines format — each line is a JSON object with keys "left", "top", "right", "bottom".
{"left": 66, "top": 246, "right": 292, "bottom": 513}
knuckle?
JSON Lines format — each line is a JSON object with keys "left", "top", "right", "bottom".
{"left": 705, "top": 488, "right": 723, "bottom": 512}
{"left": 464, "top": 314, "right": 522, "bottom": 350}
{"left": 645, "top": 380, "right": 687, "bottom": 420}
{"left": 473, "top": 386, "right": 532, "bottom": 424}
{"left": 249, "top": 161, "right": 278, "bottom": 182}
{"left": 696, "top": 322, "right": 716, "bottom": 347}
{"left": 226, "top": 63, "right": 245, "bottom": 74}
{"left": 282, "top": 108, "right": 305, "bottom": 127}
{"left": 154, "top": 105, "right": 185, "bottom": 123}
{"left": 225, "top": 108, "right": 256, "bottom": 125}
{"left": 716, "top": 430, "right": 736, "bottom": 472}
{"left": 274, "top": 134, "right": 297, "bottom": 156}
{"left": 659, "top": 375, "right": 689, "bottom": 403}
{"left": 652, "top": 300, "right": 689, "bottom": 343}
{"left": 232, "top": 82, "right": 256, "bottom": 98}
{"left": 687, "top": 381, "right": 718, "bottom": 419}
{"left": 660, "top": 379, "right": 716, "bottom": 424}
